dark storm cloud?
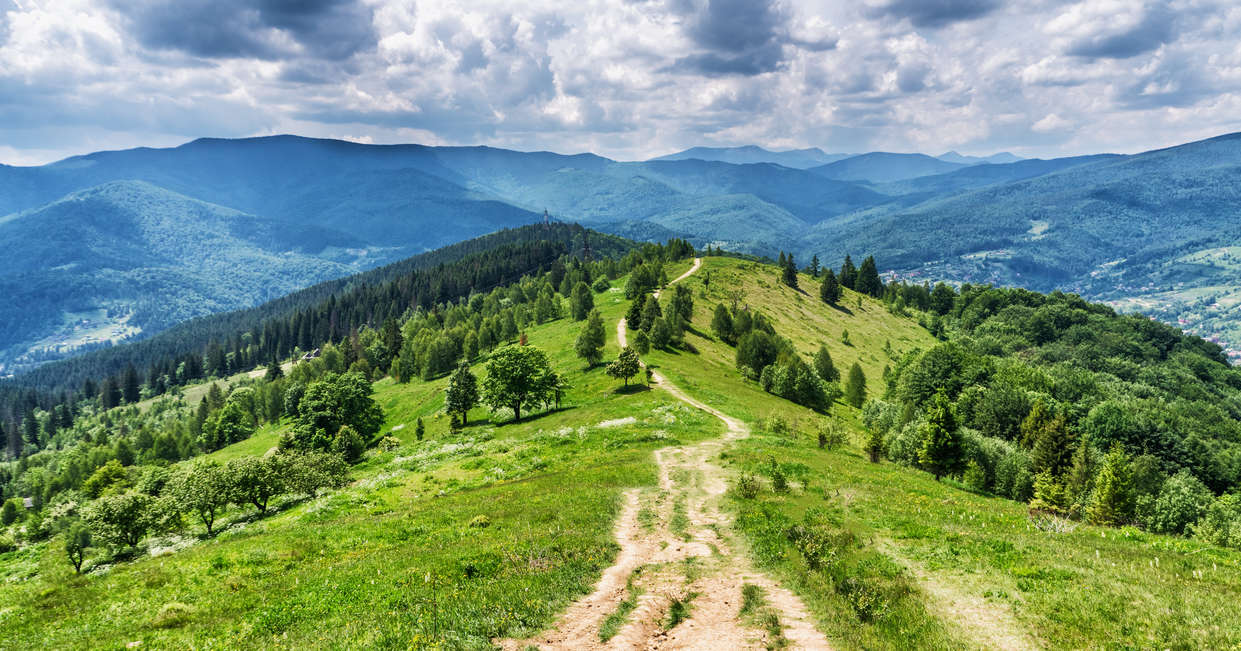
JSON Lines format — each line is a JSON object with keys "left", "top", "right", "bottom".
{"left": 867, "top": 0, "right": 1001, "bottom": 28}
{"left": 669, "top": 0, "right": 834, "bottom": 76}
{"left": 109, "top": 0, "right": 376, "bottom": 61}
{"left": 1063, "top": 6, "right": 1175, "bottom": 59}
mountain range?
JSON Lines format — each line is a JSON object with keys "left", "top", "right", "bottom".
{"left": 5, "top": 132, "right": 1241, "bottom": 372}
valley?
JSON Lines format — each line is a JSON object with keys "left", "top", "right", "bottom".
{"left": 9, "top": 132, "right": 1241, "bottom": 372}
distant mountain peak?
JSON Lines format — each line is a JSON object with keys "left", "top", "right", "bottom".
{"left": 936, "top": 150, "right": 1024, "bottom": 165}
{"left": 650, "top": 145, "right": 851, "bottom": 169}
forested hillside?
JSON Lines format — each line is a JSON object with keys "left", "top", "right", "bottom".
{"left": 2, "top": 239, "right": 1240, "bottom": 648}
{"left": 11, "top": 131, "right": 1241, "bottom": 374}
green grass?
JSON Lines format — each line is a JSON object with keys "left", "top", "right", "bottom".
{"left": 665, "top": 590, "right": 699, "bottom": 630}
{"left": 8, "top": 256, "right": 1241, "bottom": 649}
{"left": 0, "top": 261, "right": 726, "bottom": 649}
{"left": 648, "top": 257, "right": 1241, "bottom": 649}
{"left": 599, "top": 566, "right": 645, "bottom": 642}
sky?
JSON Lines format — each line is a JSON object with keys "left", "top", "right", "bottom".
{"left": 2, "top": 0, "right": 1240, "bottom": 165}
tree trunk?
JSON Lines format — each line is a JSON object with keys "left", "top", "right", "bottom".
{"left": 513, "top": 402, "right": 521, "bottom": 422}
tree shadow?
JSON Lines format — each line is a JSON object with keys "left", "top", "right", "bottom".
{"left": 496, "top": 405, "right": 579, "bottom": 426}
{"left": 612, "top": 384, "right": 652, "bottom": 395}
{"left": 829, "top": 303, "right": 854, "bottom": 316}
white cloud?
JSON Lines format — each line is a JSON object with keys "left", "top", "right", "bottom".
{"left": 0, "top": 0, "right": 1239, "bottom": 164}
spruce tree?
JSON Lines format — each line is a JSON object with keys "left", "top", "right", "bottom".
{"left": 819, "top": 268, "right": 841, "bottom": 305}
{"left": 856, "top": 256, "right": 883, "bottom": 297}
{"left": 917, "top": 391, "right": 962, "bottom": 481}
{"left": 574, "top": 309, "right": 607, "bottom": 367}
{"left": 839, "top": 255, "right": 858, "bottom": 290}
{"left": 1031, "top": 412, "right": 1073, "bottom": 477}
{"left": 626, "top": 299, "right": 644, "bottom": 332}
{"left": 809, "top": 254, "right": 820, "bottom": 278}
{"left": 844, "top": 362, "right": 867, "bottom": 408}
{"left": 781, "top": 254, "right": 799, "bottom": 289}
{"left": 1087, "top": 445, "right": 1134, "bottom": 526}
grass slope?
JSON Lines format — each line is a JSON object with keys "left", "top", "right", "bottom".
{"left": 4, "top": 257, "right": 1240, "bottom": 649}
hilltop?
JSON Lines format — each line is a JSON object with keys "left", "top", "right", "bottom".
{"left": 2, "top": 240, "right": 1240, "bottom": 649}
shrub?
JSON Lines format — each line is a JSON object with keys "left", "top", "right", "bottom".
{"left": 378, "top": 436, "right": 401, "bottom": 452}
{"left": 468, "top": 514, "right": 491, "bottom": 529}
{"left": 0, "top": 534, "right": 16, "bottom": 554}
{"left": 818, "top": 422, "right": 846, "bottom": 450}
{"left": 994, "top": 450, "right": 1034, "bottom": 501}
{"left": 963, "top": 460, "right": 987, "bottom": 492}
{"left": 1145, "top": 470, "right": 1213, "bottom": 535}
{"left": 331, "top": 425, "right": 366, "bottom": 463}
{"left": 151, "top": 602, "right": 195, "bottom": 629}
{"left": 1194, "top": 494, "right": 1241, "bottom": 549}
{"left": 735, "top": 474, "right": 761, "bottom": 500}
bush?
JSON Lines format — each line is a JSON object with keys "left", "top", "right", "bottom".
{"left": 378, "top": 436, "right": 401, "bottom": 452}
{"left": 468, "top": 514, "right": 491, "bottom": 529}
{"left": 1194, "top": 493, "right": 1241, "bottom": 549}
{"left": 735, "top": 475, "right": 761, "bottom": 499}
{"left": 1146, "top": 470, "right": 1213, "bottom": 535}
{"left": 331, "top": 425, "right": 366, "bottom": 463}
{"left": 0, "top": 534, "right": 15, "bottom": 554}
{"left": 151, "top": 602, "right": 195, "bottom": 629}
{"left": 963, "top": 460, "right": 987, "bottom": 492}
{"left": 994, "top": 449, "right": 1035, "bottom": 501}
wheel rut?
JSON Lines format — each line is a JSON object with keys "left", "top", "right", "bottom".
{"left": 499, "top": 258, "right": 831, "bottom": 650}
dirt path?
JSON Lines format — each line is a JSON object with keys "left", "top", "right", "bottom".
{"left": 501, "top": 258, "right": 830, "bottom": 650}
{"left": 878, "top": 542, "right": 1040, "bottom": 651}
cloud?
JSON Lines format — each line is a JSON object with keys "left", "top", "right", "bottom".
{"left": 1049, "top": 1, "right": 1176, "bottom": 60}
{"left": 0, "top": 0, "right": 1240, "bottom": 166}
{"left": 867, "top": 0, "right": 1002, "bottom": 28}
{"left": 107, "top": 0, "right": 377, "bottom": 61}
{"left": 669, "top": 0, "right": 835, "bottom": 76}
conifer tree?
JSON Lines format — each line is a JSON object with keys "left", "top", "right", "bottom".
{"left": 819, "top": 268, "right": 841, "bottom": 305}
{"left": 574, "top": 309, "right": 607, "bottom": 367}
{"left": 856, "top": 256, "right": 883, "bottom": 297}
{"left": 809, "top": 254, "right": 820, "bottom": 278}
{"left": 633, "top": 329, "right": 651, "bottom": 354}
{"left": 781, "top": 253, "right": 799, "bottom": 289}
{"left": 650, "top": 317, "right": 672, "bottom": 349}
{"left": 917, "top": 390, "right": 962, "bottom": 481}
{"left": 844, "top": 362, "right": 867, "bottom": 408}
{"left": 1087, "top": 445, "right": 1134, "bottom": 526}
{"left": 1031, "top": 411, "right": 1073, "bottom": 477}
{"left": 640, "top": 295, "right": 662, "bottom": 332}
{"left": 570, "top": 281, "right": 594, "bottom": 321}
{"left": 626, "top": 299, "right": 644, "bottom": 332}
{"left": 813, "top": 345, "right": 839, "bottom": 383}
{"left": 839, "top": 255, "right": 858, "bottom": 290}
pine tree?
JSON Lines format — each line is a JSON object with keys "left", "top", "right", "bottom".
{"left": 820, "top": 268, "right": 841, "bottom": 305}
{"left": 839, "top": 255, "right": 858, "bottom": 290}
{"left": 574, "top": 309, "right": 607, "bottom": 367}
{"left": 444, "top": 362, "right": 479, "bottom": 426}
{"left": 917, "top": 391, "right": 962, "bottom": 481}
{"left": 1066, "top": 438, "right": 1096, "bottom": 507}
{"left": 633, "top": 329, "right": 651, "bottom": 354}
{"left": 415, "top": 417, "right": 425, "bottom": 441}
{"left": 626, "top": 299, "right": 644, "bottom": 332}
{"left": 809, "top": 254, "right": 820, "bottom": 278}
{"left": 1031, "top": 411, "right": 1073, "bottom": 477}
{"left": 1087, "top": 445, "right": 1134, "bottom": 526}
{"left": 844, "top": 362, "right": 866, "bottom": 408}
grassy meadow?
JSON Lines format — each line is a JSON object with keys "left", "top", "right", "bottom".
{"left": 3, "top": 256, "right": 1241, "bottom": 649}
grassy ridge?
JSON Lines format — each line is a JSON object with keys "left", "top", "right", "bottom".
{"left": 4, "top": 256, "right": 1241, "bottom": 648}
